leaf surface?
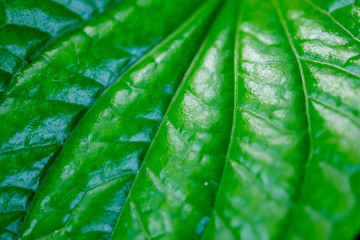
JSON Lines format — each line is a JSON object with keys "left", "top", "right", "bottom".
{"left": 310, "top": 0, "right": 360, "bottom": 39}
{"left": 203, "top": 0, "right": 360, "bottom": 239}
{"left": 110, "top": 0, "right": 237, "bottom": 239}
{"left": 0, "top": 0, "right": 122, "bottom": 95}
{"left": 202, "top": 0, "right": 308, "bottom": 238}
{"left": 0, "top": 0, "right": 207, "bottom": 238}
{"left": 18, "top": 1, "right": 220, "bottom": 239}
{"left": 1, "top": 0, "right": 360, "bottom": 239}
{"left": 277, "top": 0, "right": 360, "bottom": 239}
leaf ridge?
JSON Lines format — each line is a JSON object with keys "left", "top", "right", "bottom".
{"left": 273, "top": 0, "right": 313, "bottom": 168}
{"left": 299, "top": 57, "right": 360, "bottom": 79}
{"left": 304, "top": 0, "right": 360, "bottom": 43}
{"left": 271, "top": 2, "right": 316, "bottom": 237}
{"left": 4, "top": 96, "right": 89, "bottom": 109}
{"left": 238, "top": 107, "right": 291, "bottom": 134}
{"left": 0, "top": 143, "right": 61, "bottom": 155}
{"left": 308, "top": 96, "right": 360, "bottom": 127}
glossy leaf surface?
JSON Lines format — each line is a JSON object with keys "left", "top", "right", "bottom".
{"left": 0, "top": 0, "right": 206, "bottom": 238}
{"left": 18, "top": 2, "right": 219, "bottom": 239}
{"left": 203, "top": 0, "right": 360, "bottom": 239}
{"left": 0, "top": 0, "right": 122, "bottom": 95}
{"left": 310, "top": 0, "right": 360, "bottom": 39}
{"left": 277, "top": 0, "right": 360, "bottom": 239}
{"left": 111, "top": 0, "right": 236, "bottom": 238}
{"left": 0, "top": 0, "right": 360, "bottom": 239}
{"left": 202, "top": 0, "right": 307, "bottom": 238}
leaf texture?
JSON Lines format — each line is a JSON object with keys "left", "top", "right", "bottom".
{"left": 110, "top": 0, "right": 237, "bottom": 239}
{"left": 202, "top": 0, "right": 308, "bottom": 239}
{"left": 0, "top": 0, "right": 122, "bottom": 96}
{"left": 1, "top": 0, "right": 360, "bottom": 239}
{"left": 276, "top": 0, "right": 360, "bottom": 239}
{"left": 203, "top": 0, "right": 360, "bottom": 239}
{"left": 17, "top": 1, "right": 220, "bottom": 239}
{"left": 310, "top": 0, "right": 360, "bottom": 39}
{"left": 0, "top": 0, "right": 207, "bottom": 238}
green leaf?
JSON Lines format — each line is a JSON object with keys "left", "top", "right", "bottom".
{"left": 1, "top": 0, "right": 360, "bottom": 239}
{"left": 17, "top": 1, "right": 220, "bottom": 239}
{"left": 202, "top": 0, "right": 308, "bottom": 238}
{"left": 110, "top": 0, "right": 237, "bottom": 238}
{"left": 0, "top": 0, "right": 122, "bottom": 95}
{"left": 0, "top": 0, "right": 207, "bottom": 238}
{"left": 277, "top": 0, "right": 360, "bottom": 239}
{"left": 309, "top": 0, "right": 360, "bottom": 39}
{"left": 203, "top": 0, "right": 360, "bottom": 239}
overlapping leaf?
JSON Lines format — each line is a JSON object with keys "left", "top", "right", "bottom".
{"left": 0, "top": 0, "right": 207, "bottom": 238}
{"left": 18, "top": 1, "right": 220, "bottom": 238}
{"left": 0, "top": 0, "right": 359, "bottom": 239}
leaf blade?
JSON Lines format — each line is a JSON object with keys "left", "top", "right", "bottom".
{"left": 0, "top": 0, "right": 123, "bottom": 96}
{"left": 202, "top": 0, "right": 309, "bottom": 238}
{"left": 0, "top": 0, "right": 207, "bottom": 238}
{"left": 204, "top": 0, "right": 360, "bottom": 239}
{"left": 110, "top": 0, "right": 237, "bottom": 238}
{"left": 17, "top": 1, "right": 221, "bottom": 239}
{"left": 276, "top": 0, "right": 360, "bottom": 238}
